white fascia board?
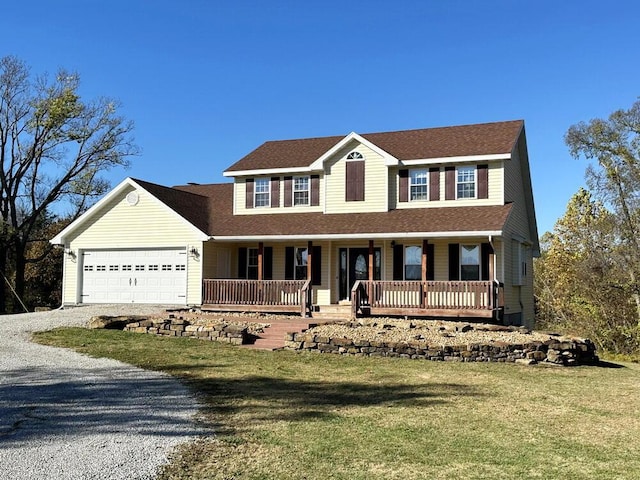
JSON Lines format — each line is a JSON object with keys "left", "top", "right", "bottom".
{"left": 309, "top": 132, "right": 399, "bottom": 170}
{"left": 223, "top": 166, "right": 318, "bottom": 177}
{"left": 50, "top": 177, "right": 136, "bottom": 245}
{"left": 400, "top": 153, "right": 511, "bottom": 166}
{"left": 211, "top": 231, "right": 503, "bottom": 242}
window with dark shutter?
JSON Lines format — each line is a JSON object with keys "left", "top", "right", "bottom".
{"left": 445, "top": 167, "right": 455, "bottom": 200}
{"left": 271, "top": 178, "right": 280, "bottom": 208}
{"left": 312, "top": 246, "right": 322, "bottom": 285}
{"left": 399, "top": 170, "right": 409, "bottom": 203}
{"left": 245, "top": 180, "right": 254, "bottom": 209}
{"left": 264, "top": 247, "right": 273, "bottom": 280}
{"left": 238, "top": 247, "right": 247, "bottom": 278}
{"left": 429, "top": 168, "right": 440, "bottom": 201}
{"left": 311, "top": 175, "right": 320, "bottom": 206}
{"left": 448, "top": 243, "right": 460, "bottom": 280}
{"left": 477, "top": 164, "right": 488, "bottom": 199}
{"left": 284, "top": 177, "right": 292, "bottom": 207}
{"left": 346, "top": 160, "right": 365, "bottom": 201}
{"left": 393, "top": 244, "right": 404, "bottom": 280}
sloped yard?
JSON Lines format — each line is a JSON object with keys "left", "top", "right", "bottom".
{"left": 35, "top": 326, "right": 640, "bottom": 480}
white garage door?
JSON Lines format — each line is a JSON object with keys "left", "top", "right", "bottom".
{"left": 81, "top": 249, "right": 187, "bottom": 304}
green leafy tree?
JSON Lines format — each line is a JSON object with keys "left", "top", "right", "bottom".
{"left": 0, "top": 55, "right": 138, "bottom": 312}
{"left": 565, "top": 100, "right": 640, "bottom": 324}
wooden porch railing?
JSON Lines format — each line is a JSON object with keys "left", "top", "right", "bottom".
{"left": 352, "top": 280, "right": 500, "bottom": 318}
{"left": 202, "top": 279, "right": 312, "bottom": 316}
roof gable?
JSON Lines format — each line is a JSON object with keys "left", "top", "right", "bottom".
{"left": 50, "top": 178, "right": 211, "bottom": 245}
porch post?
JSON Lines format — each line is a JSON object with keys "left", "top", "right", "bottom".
{"left": 421, "top": 239, "right": 428, "bottom": 281}
{"left": 488, "top": 245, "right": 495, "bottom": 308}
{"left": 421, "top": 239, "right": 428, "bottom": 309}
{"left": 258, "top": 242, "right": 264, "bottom": 281}
{"left": 307, "top": 241, "right": 313, "bottom": 281}
{"left": 368, "top": 240, "right": 374, "bottom": 304}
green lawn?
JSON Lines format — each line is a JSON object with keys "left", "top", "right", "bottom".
{"left": 34, "top": 328, "right": 640, "bottom": 480}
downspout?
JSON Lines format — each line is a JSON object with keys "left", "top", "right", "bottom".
{"left": 488, "top": 235, "right": 500, "bottom": 318}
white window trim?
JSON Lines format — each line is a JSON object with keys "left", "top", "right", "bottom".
{"left": 460, "top": 244, "right": 481, "bottom": 281}
{"left": 409, "top": 168, "right": 429, "bottom": 202}
{"left": 456, "top": 166, "right": 477, "bottom": 200}
{"left": 404, "top": 245, "right": 422, "bottom": 280}
{"left": 254, "top": 178, "right": 270, "bottom": 208}
{"left": 294, "top": 246, "right": 308, "bottom": 280}
{"left": 293, "top": 175, "right": 310, "bottom": 206}
{"left": 346, "top": 151, "right": 364, "bottom": 161}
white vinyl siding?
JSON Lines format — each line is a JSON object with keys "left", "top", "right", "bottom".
{"left": 325, "top": 143, "right": 387, "bottom": 213}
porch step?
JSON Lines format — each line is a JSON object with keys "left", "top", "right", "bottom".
{"left": 241, "top": 320, "right": 312, "bottom": 351}
{"left": 311, "top": 305, "right": 354, "bottom": 321}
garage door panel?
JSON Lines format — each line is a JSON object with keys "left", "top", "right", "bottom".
{"left": 81, "top": 248, "right": 187, "bottom": 304}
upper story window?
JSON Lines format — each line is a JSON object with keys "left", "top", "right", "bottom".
{"left": 254, "top": 178, "right": 270, "bottom": 207}
{"left": 410, "top": 169, "right": 428, "bottom": 201}
{"left": 347, "top": 151, "right": 364, "bottom": 160}
{"left": 293, "top": 176, "right": 310, "bottom": 206}
{"left": 456, "top": 166, "right": 476, "bottom": 199}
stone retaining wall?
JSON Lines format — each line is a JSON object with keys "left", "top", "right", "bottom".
{"left": 284, "top": 332, "right": 598, "bottom": 366}
{"left": 122, "top": 317, "right": 249, "bottom": 345}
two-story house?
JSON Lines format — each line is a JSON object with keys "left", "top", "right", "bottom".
{"left": 51, "top": 120, "right": 539, "bottom": 327}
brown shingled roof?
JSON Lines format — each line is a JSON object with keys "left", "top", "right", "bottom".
{"left": 225, "top": 120, "right": 523, "bottom": 173}
{"left": 172, "top": 183, "right": 512, "bottom": 238}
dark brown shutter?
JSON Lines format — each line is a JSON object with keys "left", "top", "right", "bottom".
{"left": 270, "top": 177, "right": 279, "bottom": 208}
{"left": 285, "top": 246, "right": 294, "bottom": 280}
{"left": 445, "top": 167, "right": 455, "bottom": 200}
{"left": 393, "top": 244, "right": 404, "bottom": 280}
{"left": 448, "top": 243, "right": 460, "bottom": 280}
{"left": 427, "top": 243, "right": 435, "bottom": 281}
{"left": 238, "top": 247, "right": 247, "bottom": 279}
{"left": 346, "top": 161, "right": 365, "bottom": 201}
{"left": 477, "top": 164, "right": 488, "bottom": 199}
{"left": 312, "top": 246, "right": 322, "bottom": 285}
{"left": 245, "top": 179, "right": 254, "bottom": 209}
{"left": 264, "top": 247, "right": 273, "bottom": 280}
{"left": 481, "top": 243, "right": 492, "bottom": 281}
{"left": 429, "top": 168, "right": 440, "bottom": 201}
{"left": 284, "top": 177, "right": 292, "bottom": 207}
{"left": 399, "top": 169, "right": 409, "bottom": 202}
{"left": 311, "top": 175, "right": 320, "bottom": 206}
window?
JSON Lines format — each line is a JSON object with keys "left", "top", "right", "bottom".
{"left": 254, "top": 178, "right": 270, "bottom": 207}
{"left": 84, "top": 265, "right": 93, "bottom": 272}
{"left": 457, "top": 166, "right": 476, "bottom": 199}
{"left": 247, "top": 248, "right": 258, "bottom": 279}
{"left": 405, "top": 246, "right": 422, "bottom": 280}
{"left": 175, "top": 264, "right": 186, "bottom": 271}
{"left": 293, "top": 176, "right": 310, "bottom": 206}
{"left": 135, "top": 265, "right": 145, "bottom": 271}
{"left": 410, "top": 169, "right": 428, "bottom": 201}
{"left": 122, "top": 265, "right": 132, "bottom": 271}
{"left": 148, "top": 265, "right": 159, "bottom": 271}
{"left": 347, "top": 151, "right": 364, "bottom": 160}
{"left": 513, "top": 241, "right": 528, "bottom": 286}
{"left": 96, "top": 265, "right": 106, "bottom": 272}
{"left": 162, "top": 264, "right": 172, "bottom": 271}
{"left": 294, "top": 247, "right": 308, "bottom": 280}
{"left": 460, "top": 245, "right": 480, "bottom": 280}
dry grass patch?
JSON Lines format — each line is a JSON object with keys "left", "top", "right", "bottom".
{"left": 34, "top": 327, "right": 640, "bottom": 480}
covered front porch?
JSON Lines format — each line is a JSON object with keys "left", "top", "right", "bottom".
{"left": 200, "top": 237, "right": 504, "bottom": 320}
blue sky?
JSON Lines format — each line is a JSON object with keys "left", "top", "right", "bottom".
{"left": 2, "top": 0, "right": 639, "bottom": 235}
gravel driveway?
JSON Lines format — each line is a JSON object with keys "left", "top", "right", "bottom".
{"left": 0, "top": 305, "right": 203, "bottom": 480}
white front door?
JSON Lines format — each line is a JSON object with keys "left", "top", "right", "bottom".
{"left": 80, "top": 249, "right": 187, "bottom": 304}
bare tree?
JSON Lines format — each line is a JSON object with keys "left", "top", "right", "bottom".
{"left": 0, "top": 55, "right": 138, "bottom": 312}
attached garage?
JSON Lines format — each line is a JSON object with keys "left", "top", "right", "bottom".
{"left": 80, "top": 248, "right": 188, "bottom": 304}
{"left": 51, "top": 178, "right": 212, "bottom": 306}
